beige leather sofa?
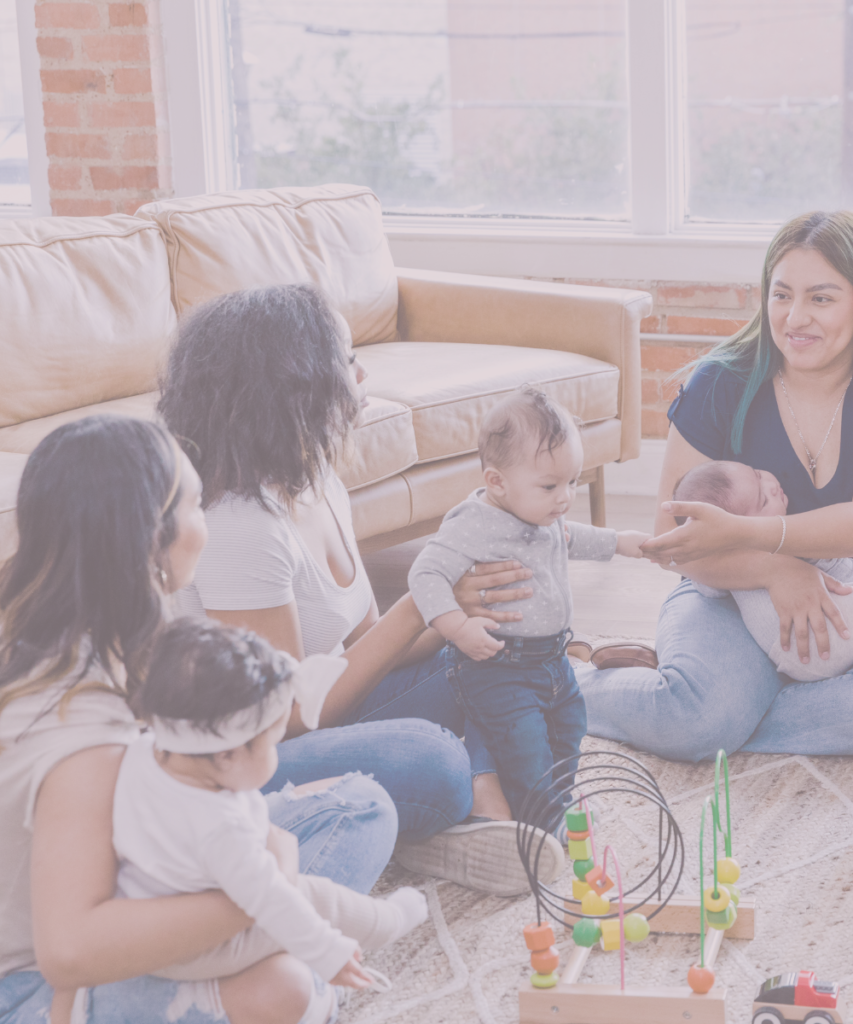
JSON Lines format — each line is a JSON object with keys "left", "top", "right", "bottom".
{"left": 0, "top": 184, "right": 651, "bottom": 560}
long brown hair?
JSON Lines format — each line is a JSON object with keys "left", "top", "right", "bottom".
{"left": 0, "top": 416, "right": 182, "bottom": 720}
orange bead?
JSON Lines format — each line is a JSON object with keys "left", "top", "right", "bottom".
{"left": 567, "top": 829, "right": 590, "bottom": 841}
{"left": 523, "top": 922, "right": 555, "bottom": 951}
{"left": 584, "top": 865, "right": 614, "bottom": 895}
{"left": 688, "top": 964, "right": 715, "bottom": 994}
{"left": 530, "top": 945, "right": 560, "bottom": 974}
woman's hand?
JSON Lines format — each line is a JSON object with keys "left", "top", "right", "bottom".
{"left": 642, "top": 501, "right": 758, "bottom": 565}
{"left": 767, "top": 559, "right": 852, "bottom": 662}
{"left": 453, "top": 561, "right": 533, "bottom": 623}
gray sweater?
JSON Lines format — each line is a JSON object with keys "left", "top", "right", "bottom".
{"left": 408, "top": 489, "right": 618, "bottom": 638}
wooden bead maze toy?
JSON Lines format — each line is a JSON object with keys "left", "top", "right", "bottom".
{"left": 517, "top": 749, "right": 755, "bottom": 1024}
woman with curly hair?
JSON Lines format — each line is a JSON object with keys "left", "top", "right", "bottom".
{"left": 160, "top": 284, "right": 564, "bottom": 894}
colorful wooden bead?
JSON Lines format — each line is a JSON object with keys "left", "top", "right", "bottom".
{"left": 530, "top": 945, "right": 560, "bottom": 974}
{"left": 584, "top": 865, "right": 614, "bottom": 895}
{"left": 580, "top": 890, "right": 610, "bottom": 916}
{"left": 703, "top": 886, "right": 730, "bottom": 913}
{"left": 565, "top": 807, "right": 593, "bottom": 831}
{"left": 721, "top": 883, "right": 740, "bottom": 907}
{"left": 688, "top": 963, "right": 716, "bottom": 994}
{"left": 572, "top": 917, "right": 601, "bottom": 947}
{"left": 523, "top": 922, "right": 555, "bottom": 951}
{"left": 623, "top": 913, "right": 650, "bottom": 942}
{"left": 599, "top": 919, "right": 621, "bottom": 951}
{"left": 716, "top": 857, "right": 740, "bottom": 884}
{"left": 706, "top": 903, "right": 737, "bottom": 931}
{"left": 571, "top": 879, "right": 591, "bottom": 900}
{"left": 530, "top": 971, "right": 559, "bottom": 989}
{"left": 573, "top": 857, "right": 595, "bottom": 880}
{"left": 568, "top": 838, "right": 593, "bottom": 861}
{"left": 567, "top": 828, "right": 589, "bottom": 841}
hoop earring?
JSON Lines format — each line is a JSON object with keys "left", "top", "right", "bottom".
{"left": 158, "top": 567, "right": 168, "bottom": 588}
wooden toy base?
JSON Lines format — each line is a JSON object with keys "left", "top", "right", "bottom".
{"left": 519, "top": 982, "right": 727, "bottom": 1024}
{"left": 563, "top": 894, "right": 756, "bottom": 939}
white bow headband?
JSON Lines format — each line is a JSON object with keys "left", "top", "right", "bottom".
{"left": 151, "top": 652, "right": 346, "bottom": 754}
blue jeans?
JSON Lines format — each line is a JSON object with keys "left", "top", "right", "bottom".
{"left": 0, "top": 774, "right": 392, "bottom": 1024}
{"left": 265, "top": 649, "right": 490, "bottom": 841}
{"left": 578, "top": 578, "right": 853, "bottom": 761}
{"left": 446, "top": 639, "right": 587, "bottom": 824}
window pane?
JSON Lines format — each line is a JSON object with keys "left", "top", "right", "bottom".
{"left": 228, "top": 1, "right": 629, "bottom": 219}
{"left": 686, "top": 1, "right": 844, "bottom": 223}
{"left": 0, "top": 0, "right": 30, "bottom": 210}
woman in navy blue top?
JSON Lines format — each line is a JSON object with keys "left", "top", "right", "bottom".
{"left": 577, "top": 210, "right": 853, "bottom": 759}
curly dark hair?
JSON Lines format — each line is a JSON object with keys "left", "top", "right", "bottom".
{"left": 158, "top": 284, "right": 359, "bottom": 509}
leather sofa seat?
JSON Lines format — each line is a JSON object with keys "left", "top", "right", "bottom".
{"left": 357, "top": 341, "right": 619, "bottom": 464}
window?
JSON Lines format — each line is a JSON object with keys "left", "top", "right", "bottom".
{"left": 0, "top": 0, "right": 30, "bottom": 210}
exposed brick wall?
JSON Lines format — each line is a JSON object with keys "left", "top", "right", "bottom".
{"left": 35, "top": 0, "right": 171, "bottom": 215}
{"left": 547, "top": 278, "right": 761, "bottom": 439}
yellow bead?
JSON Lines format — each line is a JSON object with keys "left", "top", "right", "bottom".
{"left": 581, "top": 890, "right": 611, "bottom": 916}
{"left": 599, "top": 919, "right": 621, "bottom": 951}
{"left": 530, "top": 971, "right": 559, "bottom": 989}
{"left": 568, "top": 838, "right": 593, "bottom": 861}
{"left": 716, "top": 857, "right": 741, "bottom": 884}
{"left": 703, "top": 886, "right": 730, "bottom": 913}
{"left": 572, "top": 879, "right": 591, "bottom": 900}
{"left": 623, "top": 913, "right": 650, "bottom": 942}
{"left": 721, "top": 883, "right": 740, "bottom": 907}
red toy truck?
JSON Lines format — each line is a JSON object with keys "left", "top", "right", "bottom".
{"left": 752, "top": 972, "right": 843, "bottom": 1024}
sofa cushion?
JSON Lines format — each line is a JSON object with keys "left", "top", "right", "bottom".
{"left": 0, "top": 453, "right": 27, "bottom": 562}
{"left": 135, "top": 186, "right": 398, "bottom": 346}
{"left": 336, "top": 397, "right": 417, "bottom": 491}
{"left": 0, "top": 216, "right": 175, "bottom": 429}
{"left": 357, "top": 342, "right": 619, "bottom": 463}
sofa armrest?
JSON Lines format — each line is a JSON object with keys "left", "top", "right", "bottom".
{"left": 395, "top": 267, "right": 652, "bottom": 462}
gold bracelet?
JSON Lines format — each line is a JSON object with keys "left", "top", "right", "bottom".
{"left": 771, "top": 515, "right": 786, "bottom": 555}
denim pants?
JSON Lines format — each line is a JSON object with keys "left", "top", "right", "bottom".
{"left": 447, "top": 637, "right": 587, "bottom": 824}
{"left": 578, "top": 578, "right": 853, "bottom": 761}
{"left": 265, "top": 648, "right": 495, "bottom": 841}
{"left": 0, "top": 774, "right": 392, "bottom": 1024}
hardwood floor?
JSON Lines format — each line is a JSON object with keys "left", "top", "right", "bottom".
{"left": 359, "top": 493, "right": 677, "bottom": 642}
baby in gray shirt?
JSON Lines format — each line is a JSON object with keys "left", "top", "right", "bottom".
{"left": 408, "top": 386, "right": 648, "bottom": 823}
{"left": 674, "top": 460, "right": 853, "bottom": 682}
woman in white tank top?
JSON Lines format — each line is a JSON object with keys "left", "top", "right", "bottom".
{"left": 161, "top": 285, "right": 565, "bottom": 897}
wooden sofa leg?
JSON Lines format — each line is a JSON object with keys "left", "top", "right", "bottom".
{"left": 588, "top": 466, "right": 606, "bottom": 528}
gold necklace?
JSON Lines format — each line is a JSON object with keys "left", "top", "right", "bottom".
{"left": 777, "top": 371, "right": 852, "bottom": 477}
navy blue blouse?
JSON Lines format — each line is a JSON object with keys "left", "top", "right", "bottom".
{"left": 667, "top": 363, "right": 853, "bottom": 514}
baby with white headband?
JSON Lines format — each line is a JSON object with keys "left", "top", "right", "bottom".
{"left": 112, "top": 618, "right": 427, "bottom": 1021}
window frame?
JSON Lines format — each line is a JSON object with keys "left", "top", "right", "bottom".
{"left": 165, "top": 0, "right": 780, "bottom": 282}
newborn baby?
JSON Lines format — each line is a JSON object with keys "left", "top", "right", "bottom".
{"left": 673, "top": 460, "right": 853, "bottom": 682}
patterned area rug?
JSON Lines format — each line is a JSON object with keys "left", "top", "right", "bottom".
{"left": 347, "top": 736, "right": 853, "bottom": 1024}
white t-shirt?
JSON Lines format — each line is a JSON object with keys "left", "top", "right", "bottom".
{"left": 113, "top": 734, "right": 357, "bottom": 981}
{"left": 176, "top": 472, "right": 372, "bottom": 657}
{"left": 0, "top": 667, "right": 139, "bottom": 978}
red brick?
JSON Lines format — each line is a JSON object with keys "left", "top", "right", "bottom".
{"left": 90, "top": 101, "right": 155, "bottom": 128}
{"left": 51, "top": 197, "right": 115, "bottom": 216}
{"left": 640, "top": 314, "right": 662, "bottom": 334}
{"left": 642, "top": 408, "right": 670, "bottom": 440}
{"left": 46, "top": 131, "right": 110, "bottom": 158}
{"left": 35, "top": 3, "right": 100, "bottom": 29}
{"left": 82, "top": 33, "right": 149, "bottom": 62}
{"left": 109, "top": 2, "right": 147, "bottom": 26}
{"left": 120, "top": 133, "right": 157, "bottom": 160}
{"left": 641, "top": 377, "right": 660, "bottom": 405}
{"left": 42, "top": 100, "right": 80, "bottom": 127}
{"left": 666, "top": 315, "right": 749, "bottom": 337}
{"left": 657, "top": 284, "right": 748, "bottom": 309}
{"left": 90, "top": 164, "right": 158, "bottom": 190}
{"left": 37, "top": 35, "right": 74, "bottom": 59}
{"left": 48, "top": 164, "right": 82, "bottom": 190}
{"left": 41, "top": 68, "right": 105, "bottom": 93}
{"left": 116, "top": 196, "right": 148, "bottom": 214}
{"left": 112, "top": 67, "right": 152, "bottom": 94}
{"left": 641, "top": 344, "right": 709, "bottom": 373}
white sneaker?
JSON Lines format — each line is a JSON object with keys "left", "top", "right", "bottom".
{"left": 394, "top": 819, "right": 565, "bottom": 897}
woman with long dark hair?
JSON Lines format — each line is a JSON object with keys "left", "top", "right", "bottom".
{"left": 582, "top": 210, "right": 853, "bottom": 758}
{"left": 0, "top": 415, "right": 397, "bottom": 1024}
{"left": 160, "top": 284, "right": 565, "bottom": 895}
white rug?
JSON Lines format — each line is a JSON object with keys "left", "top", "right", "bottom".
{"left": 347, "top": 736, "right": 853, "bottom": 1024}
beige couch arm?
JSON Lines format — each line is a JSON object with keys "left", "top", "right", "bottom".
{"left": 395, "top": 268, "right": 652, "bottom": 462}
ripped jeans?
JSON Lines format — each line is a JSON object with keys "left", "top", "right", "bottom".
{"left": 0, "top": 774, "right": 396, "bottom": 1024}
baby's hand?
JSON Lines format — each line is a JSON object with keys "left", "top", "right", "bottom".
{"left": 331, "top": 949, "right": 373, "bottom": 989}
{"left": 450, "top": 616, "right": 505, "bottom": 661}
{"left": 616, "top": 530, "right": 651, "bottom": 559}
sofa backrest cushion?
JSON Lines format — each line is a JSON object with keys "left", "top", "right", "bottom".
{"left": 0, "top": 216, "right": 175, "bottom": 428}
{"left": 135, "top": 185, "right": 398, "bottom": 346}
